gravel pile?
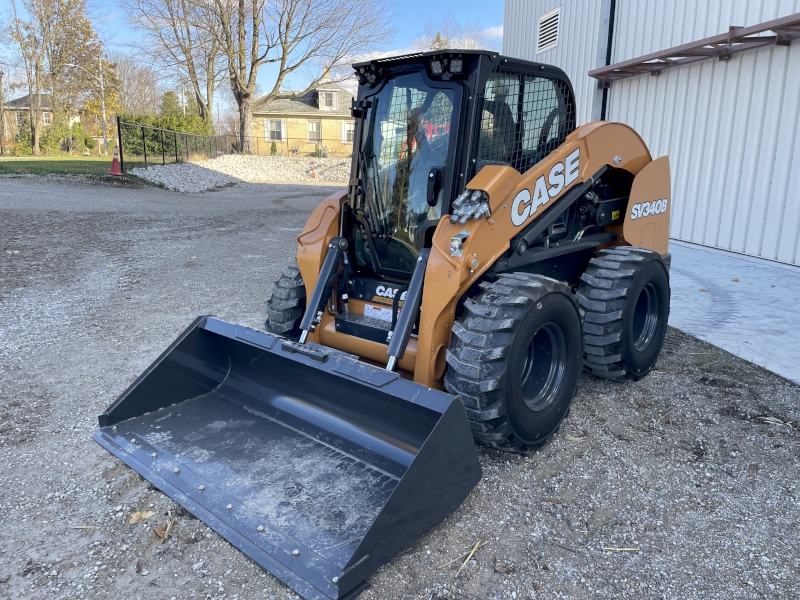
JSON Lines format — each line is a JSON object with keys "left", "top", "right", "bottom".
{"left": 130, "top": 155, "right": 350, "bottom": 193}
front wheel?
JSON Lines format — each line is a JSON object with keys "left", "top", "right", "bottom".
{"left": 444, "top": 273, "right": 583, "bottom": 453}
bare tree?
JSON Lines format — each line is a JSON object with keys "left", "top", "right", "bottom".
{"left": 8, "top": 0, "right": 56, "bottom": 155}
{"left": 110, "top": 51, "right": 161, "bottom": 114}
{"left": 202, "top": 0, "right": 394, "bottom": 153}
{"left": 120, "top": 0, "right": 224, "bottom": 121}
{"left": 414, "top": 11, "right": 498, "bottom": 51}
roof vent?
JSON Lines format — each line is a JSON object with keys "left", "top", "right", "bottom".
{"left": 537, "top": 7, "right": 560, "bottom": 54}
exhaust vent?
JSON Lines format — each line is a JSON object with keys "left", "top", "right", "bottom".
{"left": 537, "top": 7, "right": 560, "bottom": 54}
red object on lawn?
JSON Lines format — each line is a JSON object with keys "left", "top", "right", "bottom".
{"left": 110, "top": 147, "right": 122, "bottom": 176}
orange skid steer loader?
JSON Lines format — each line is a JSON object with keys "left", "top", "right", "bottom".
{"left": 94, "top": 50, "right": 671, "bottom": 599}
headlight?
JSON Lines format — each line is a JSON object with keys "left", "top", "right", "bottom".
{"left": 430, "top": 60, "right": 443, "bottom": 76}
{"left": 449, "top": 59, "right": 463, "bottom": 74}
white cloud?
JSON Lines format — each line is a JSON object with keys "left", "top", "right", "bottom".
{"left": 482, "top": 25, "right": 503, "bottom": 39}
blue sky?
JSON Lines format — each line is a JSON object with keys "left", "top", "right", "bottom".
{"left": 91, "top": 0, "right": 504, "bottom": 111}
{"left": 95, "top": 0, "right": 504, "bottom": 51}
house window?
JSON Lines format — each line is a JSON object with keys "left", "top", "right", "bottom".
{"left": 267, "top": 119, "right": 283, "bottom": 141}
{"left": 43, "top": 112, "right": 51, "bottom": 126}
{"left": 342, "top": 121, "right": 355, "bottom": 143}
{"left": 307, "top": 120, "right": 321, "bottom": 142}
{"left": 16, "top": 111, "right": 25, "bottom": 126}
{"left": 320, "top": 91, "right": 334, "bottom": 109}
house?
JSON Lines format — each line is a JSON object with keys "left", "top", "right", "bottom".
{"left": 253, "top": 78, "right": 355, "bottom": 157}
{"left": 1, "top": 94, "right": 56, "bottom": 140}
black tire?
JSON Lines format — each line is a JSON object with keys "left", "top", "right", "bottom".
{"left": 444, "top": 273, "right": 583, "bottom": 453}
{"left": 577, "top": 247, "right": 670, "bottom": 381}
{"left": 265, "top": 260, "right": 306, "bottom": 340}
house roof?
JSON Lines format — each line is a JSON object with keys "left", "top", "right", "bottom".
{"left": 254, "top": 83, "right": 353, "bottom": 116}
{"left": 4, "top": 94, "right": 53, "bottom": 110}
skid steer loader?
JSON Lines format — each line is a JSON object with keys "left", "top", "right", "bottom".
{"left": 95, "top": 50, "right": 671, "bottom": 600}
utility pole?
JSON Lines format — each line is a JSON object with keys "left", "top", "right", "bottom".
{"left": 0, "top": 70, "right": 5, "bottom": 155}
{"left": 98, "top": 55, "right": 108, "bottom": 157}
{"left": 67, "top": 57, "right": 109, "bottom": 157}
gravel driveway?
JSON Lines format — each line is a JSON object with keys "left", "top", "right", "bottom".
{"left": 1, "top": 176, "right": 798, "bottom": 600}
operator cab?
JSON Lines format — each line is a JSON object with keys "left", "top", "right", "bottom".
{"left": 335, "top": 51, "right": 577, "bottom": 342}
{"left": 346, "top": 50, "right": 577, "bottom": 283}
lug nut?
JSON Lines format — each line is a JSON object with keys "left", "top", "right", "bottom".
{"left": 173, "top": 468, "right": 180, "bottom": 475}
{"left": 151, "top": 453, "right": 157, "bottom": 459}
{"left": 332, "top": 576, "right": 339, "bottom": 584}
{"left": 257, "top": 525, "right": 265, "bottom": 533}
{"left": 292, "top": 549, "right": 300, "bottom": 557}
{"left": 198, "top": 485, "right": 205, "bottom": 492}
{"left": 227, "top": 504, "right": 233, "bottom": 511}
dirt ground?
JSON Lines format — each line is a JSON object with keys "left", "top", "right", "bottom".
{"left": 1, "top": 175, "right": 798, "bottom": 600}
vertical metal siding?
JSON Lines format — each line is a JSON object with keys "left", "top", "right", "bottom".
{"left": 503, "top": 0, "right": 609, "bottom": 125}
{"left": 608, "top": 0, "right": 800, "bottom": 264}
{"left": 504, "top": 0, "right": 800, "bottom": 264}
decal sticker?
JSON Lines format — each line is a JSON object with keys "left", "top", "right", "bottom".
{"left": 364, "top": 304, "right": 393, "bottom": 322}
{"left": 630, "top": 198, "right": 668, "bottom": 220}
{"left": 611, "top": 210, "right": 620, "bottom": 221}
{"left": 511, "top": 148, "right": 581, "bottom": 227}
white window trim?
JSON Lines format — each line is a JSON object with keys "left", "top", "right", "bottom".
{"left": 265, "top": 118, "right": 285, "bottom": 142}
{"left": 320, "top": 91, "right": 336, "bottom": 110}
{"left": 537, "top": 7, "right": 560, "bottom": 54}
{"left": 307, "top": 120, "right": 321, "bottom": 142}
{"left": 341, "top": 121, "right": 354, "bottom": 144}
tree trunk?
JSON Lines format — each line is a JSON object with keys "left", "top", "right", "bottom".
{"left": 238, "top": 94, "right": 253, "bottom": 154}
{"left": 31, "top": 62, "right": 42, "bottom": 156}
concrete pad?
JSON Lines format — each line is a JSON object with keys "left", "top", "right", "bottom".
{"left": 668, "top": 240, "right": 800, "bottom": 385}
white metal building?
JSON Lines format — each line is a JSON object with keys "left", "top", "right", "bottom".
{"left": 503, "top": 0, "right": 800, "bottom": 266}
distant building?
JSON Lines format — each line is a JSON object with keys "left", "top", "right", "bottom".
{"left": 1, "top": 94, "right": 56, "bottom": 140}
{"left": 253, "top": 78, "right": 355, "bottom": 157}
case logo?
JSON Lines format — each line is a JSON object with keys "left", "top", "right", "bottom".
{"left": 375, "top": 285, "right": 407, "bottom": 300}
{"left": 511, "top": 148, "right": 581, "bottom": 227}
{"left": 630, "top": 198, "right": 668, "bottom": 220}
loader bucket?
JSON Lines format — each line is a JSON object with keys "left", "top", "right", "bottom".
{"left": 93, "top": 316, "right": 482, "bottom": 600}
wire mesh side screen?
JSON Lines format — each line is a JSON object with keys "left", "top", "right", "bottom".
{"left": 475, "top": 70, "right": 576, "bottom": 175}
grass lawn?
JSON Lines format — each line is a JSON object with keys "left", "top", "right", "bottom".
{"left": 0, "top": 155, "right": 114, "bottom": 176}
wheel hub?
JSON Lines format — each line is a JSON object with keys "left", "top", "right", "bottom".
{"left": 632, "top": 282, "right": 660, "bottom": 351}
{"left": 520, "top": 322, "right": 568, "bottom": 412}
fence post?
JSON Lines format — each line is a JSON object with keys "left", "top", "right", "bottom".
{"left": 142, "top": 127, "right": 147, "bottom": 166}
{"left": 116, "top": 116, "right": 125, "bottom": 174}
{"left": 161, "top": 129, "right": 165, "bottom": 165}
{"left": 174, "top": 132, "right": 178, "bottom": 163}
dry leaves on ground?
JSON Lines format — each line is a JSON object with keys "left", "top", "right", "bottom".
{"left": 129, "top": 510, "right": 155, "bottom": 524}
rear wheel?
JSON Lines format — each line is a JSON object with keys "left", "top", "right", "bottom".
{"left": 265, "top": 260, "right": 306, "bottom": 340}
{"left": 577, "top": 247, "right": 670, "bottom": 381}
{"left": 444, "top": 273, "right": 583, "bottom": 453}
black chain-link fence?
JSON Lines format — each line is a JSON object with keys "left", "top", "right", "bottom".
{"left": 116, "top": 118, "right": 353, "bottom": 174}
